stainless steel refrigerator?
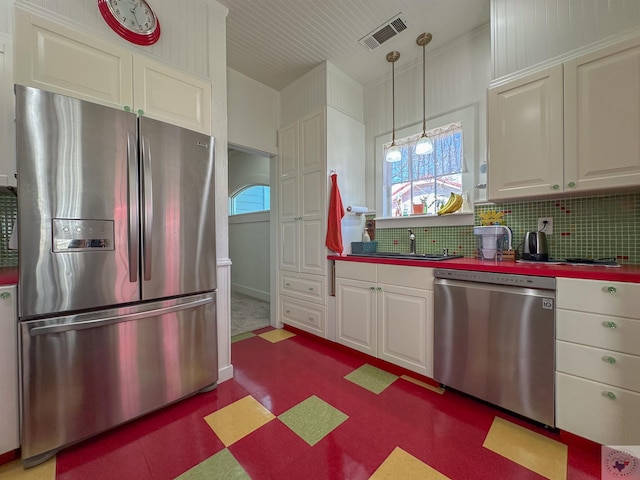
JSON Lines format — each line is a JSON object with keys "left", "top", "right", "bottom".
{"left": 15, "top": 85, "right": 218, "bottom": 467}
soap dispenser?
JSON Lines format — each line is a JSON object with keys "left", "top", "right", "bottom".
{"left": 362, "top": 228, "right": 371, "bottom": 242}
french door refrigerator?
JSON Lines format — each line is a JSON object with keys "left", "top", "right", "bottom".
{"left": 15, "top": 85, "right": 218, "bottom": 467}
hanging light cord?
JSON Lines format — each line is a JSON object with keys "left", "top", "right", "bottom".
{"left": 386, "top": 51, "right": 400, "bottom": 146}
{"left": 416, "top": 33, "right": 432, "bottom": 138}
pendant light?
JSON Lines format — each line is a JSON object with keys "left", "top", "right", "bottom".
{"left": 385, "top": 51, "right": 402, "bottom": 162}
{"left": 415, "top": 33, "right": 434, "bottom": 155}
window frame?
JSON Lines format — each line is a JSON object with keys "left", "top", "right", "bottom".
{"left": 375, "top": 104, "right": 477, "bottom": 221}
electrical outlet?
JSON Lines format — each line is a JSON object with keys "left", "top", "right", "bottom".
{"left": 538, "top": 217, "right": 553, "bottom": 235}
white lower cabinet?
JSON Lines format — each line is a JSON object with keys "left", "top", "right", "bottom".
{"left": 336, "top": 262, "right": 433, "bottom": 377}
{"left": 556, "top": 278, "right": 640, "bottom": 444}
{"left": 0, "top": 285, "right": 18, "bottom": 455}
{"left": 280, "top": 293, "right": 325, "bottom": 337}
{"left": 556, "top": 373, "right": 640, "bottom": 445}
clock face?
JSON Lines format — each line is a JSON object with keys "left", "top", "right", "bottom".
{"left": 98, "top": 0, "right": 161, "bottom": 46}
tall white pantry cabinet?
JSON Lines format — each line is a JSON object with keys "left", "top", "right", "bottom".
{"left": 276, "top": 62, "right": 365, "bottom": 341}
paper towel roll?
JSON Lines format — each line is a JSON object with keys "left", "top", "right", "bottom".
{"left": 346, "top": 206, "right": 368, "bottom": 214}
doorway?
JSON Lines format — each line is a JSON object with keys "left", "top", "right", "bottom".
{"left": 227, "top": 147, "right": 273, "bottom": 336}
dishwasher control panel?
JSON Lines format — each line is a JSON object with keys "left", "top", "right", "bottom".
{"left": 434, "top": 269, "right": 556, "bottom": 290}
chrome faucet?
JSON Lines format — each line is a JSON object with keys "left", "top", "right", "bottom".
{"left": 408, "top": 229, "right": 416, "bottom": 254}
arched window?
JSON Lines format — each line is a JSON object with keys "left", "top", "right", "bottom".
{"left": 230, "top": 185, "right": 270, "bottom": 215}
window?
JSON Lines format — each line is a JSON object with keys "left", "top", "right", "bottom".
{"left": 376, "top": 104, "right": 476, "bottom": 219}
{"left": 384, "top": 123, "right": 463, "bottom": 216}
{"left": 230, "top": 185, "right": 270, "bottom": 215}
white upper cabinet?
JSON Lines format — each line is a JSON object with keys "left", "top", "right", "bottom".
{"left": 133, "top": 55, "right": 211, "bottom": 134}
{"left": 488, "top": 65, "right": 564, "bottom": 200}
{"left": 564, "top": 36, "right": 640, "bottom": 191}
{"left": 14, "top": 8, "right": 133, "bottom": 110}
{"left": 13, "top": 8, "right": 212, "bottom": 135}
{"left": 489, "top": 35, "right": 640, "bottom": 201}
{"left": 0, "top": 39, "right": 15, "bottom": 187}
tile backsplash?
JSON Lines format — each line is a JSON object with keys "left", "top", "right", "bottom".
{"left": 0, "top": 190, "right": 17, "bottom": 267}
{"left": 371, "top": 192, "right": 640, "bottom": 264}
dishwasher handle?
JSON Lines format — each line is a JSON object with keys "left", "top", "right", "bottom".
{"left": 435, "top": 277, "right": 556, "bottom": 297}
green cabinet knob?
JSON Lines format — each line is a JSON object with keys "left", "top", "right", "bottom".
{"left": 137, "top": 109, "right": 144, "bottom": 116}
{"left": 602, "top": 321, "right": 618, "bottom": 329}
{"left": 551, "top": 184, "right": 560, "bottom": 190}
{"left": 567, "top": 181, "right": 576, "bottom": 188}
{"left": 124, "top": 106, "right": 131, "bottom": 112}
{"left": 603, "top": 391, "right": 616, "bottom": 400}
{"left": 607, "top": 286, "right": 617, "bottom": 294}
{"left": 602, "top": 356, "right": 617, "bottom": 364}
{"left": 0, "top": 292, "right": 10, "bottom": 299}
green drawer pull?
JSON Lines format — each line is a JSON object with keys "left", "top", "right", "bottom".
{"left": 602, "top": 321, "right": 618, "bottom": 329}
{"left": 551, "top": 184, "right": 560, "bottom": 190}
{"left": 567, "top": 181, "right": 576, "bottom": 188}
{"left": 370, "top": 287, "right": 375, "bottom": 291}
{"left": 607, "top": 286, "right": 617, "bottom": 294}
{"left": 0, "top": 292, "right": 10, "bottom": 299}
{"left": 603, "top": 391, "right": 616, "bottom": 400}
{"left": 602, "top": 356, "right": 617, "bottom": 364}
{"left": 308, "top": 287, "right": 314, "bottom": 291}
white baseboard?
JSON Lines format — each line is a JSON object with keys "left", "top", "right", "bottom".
{"left": 218, "top": 364, "right": 234, "bottom": 383}
{"left": 231, "top": 284, "right": 270, "bottom": 302}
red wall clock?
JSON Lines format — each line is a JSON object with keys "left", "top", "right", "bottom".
{"left": 98, "top": 0, "right": 161, "bottom": 46}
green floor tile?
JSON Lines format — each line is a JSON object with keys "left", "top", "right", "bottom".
{"left": 344, "top": 364, "right": 398, "bottom": 394}
{"left": 175, "top": 448, "right": 250, "bottom": 480}
{"left": 231, "top": 332, "right": 256, "bottom": 343}
{"left": 278, "top": 395, "right": 348, "bottom": 446}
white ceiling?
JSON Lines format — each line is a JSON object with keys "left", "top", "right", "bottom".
{"left": 216, "top": 0, "right": 491, "bottom": 91}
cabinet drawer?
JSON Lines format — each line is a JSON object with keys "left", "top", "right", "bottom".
{"left": 556, "top": 372, "right": 640, "bottom": 445}
{"left": 557, "top": 309, "right": 640, "bottom": 356}
{"left": 557, "top": 340, "right": 640, "bottom": 393}
{"left": 335, "top": 261, "right": 376, "bottom": 282}
{"left": 557, "top": 278, "right": 640, "bottom": 318}
{"left": 378, "top": 264, "right": 433, "bottom": 290}
{"left": 280, "top": 273, "right": 325, "bottom": 303}
{"left": 280, "top": 296, "right": 325, "bottom": 337}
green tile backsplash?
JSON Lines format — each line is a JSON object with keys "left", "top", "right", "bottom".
{"left": 0, "top": 190, "right": 17, "bottom": 267}
{"left": 372, "top": 192, "right": 640, "bottom": 264}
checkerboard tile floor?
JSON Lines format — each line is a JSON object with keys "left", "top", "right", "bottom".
{"left": 0, "top": 327, "right": 601, "bottom": 479}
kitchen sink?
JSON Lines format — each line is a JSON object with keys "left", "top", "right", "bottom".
{"left": 347, "top": 252, "right": 463, "bottom": 261}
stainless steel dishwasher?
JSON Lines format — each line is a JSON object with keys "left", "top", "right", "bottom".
{"left": 433, "top": 269, "right": 556, "bottom": 427}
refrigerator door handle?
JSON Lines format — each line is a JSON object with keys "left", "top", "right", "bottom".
{"left": 29, "top": 296, "right": 213, "bottom": 336}
{"left": 127, "top": 132, "right": 139, "bottom": 283}
{"left": 141, "top": 135, "right": 153, "bottom": 281}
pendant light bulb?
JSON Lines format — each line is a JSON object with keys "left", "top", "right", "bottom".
{"left": 415, "top": 135, "right": 433, "bottom": 155}
{"left": 385, "top": 51, "right": 401, "bottom": 163}
{"left": 386, "top": 144, "right": 402, "bottom": 162}
{"left": 415, "top": 33, "right": 433, "bottom": 156}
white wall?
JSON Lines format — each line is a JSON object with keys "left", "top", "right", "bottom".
{"left": 491, "top": 0, "right": 640, "bottom": 80}
{"left": 363, "top": 25, "right": 491, "bottom": 210}
{"left": 227, "top": 68, "right": 279, "bottom": 155}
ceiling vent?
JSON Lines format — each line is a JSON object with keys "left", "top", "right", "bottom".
{"left": 359, "top": 14, "right": 410, "bottom": 51}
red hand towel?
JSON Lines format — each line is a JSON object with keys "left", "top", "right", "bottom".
{"left": 325, "top": 173, "right": 344, "bottom": 254}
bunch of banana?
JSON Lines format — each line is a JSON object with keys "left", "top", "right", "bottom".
{"left": 437, "top": 193, "right": 463, "bottom": 215}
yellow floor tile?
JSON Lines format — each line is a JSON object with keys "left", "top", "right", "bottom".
{"left": 0, "top": 458, "right": 56, "bottom": 480}
{"left": 370, "top": 447, "right": 450, "bottom": 480}
{"left": 400, "top": 375, "right": 445, "bottom": 394}
{"left": 483, "top": 417, "right": 567, "bottom": 480}
{"left": 259, "top": 329, "right": 296, "bottom": 343}
{"left": 204, "top": 395, "right": 275, "bottom": 447}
